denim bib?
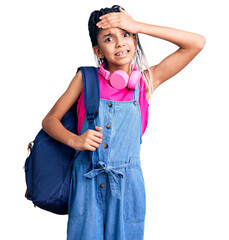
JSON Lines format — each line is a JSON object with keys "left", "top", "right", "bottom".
{"left": 67, "top": 78, "right": 146, "bottom": 240}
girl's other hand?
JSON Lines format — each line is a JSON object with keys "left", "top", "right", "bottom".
{"left": 70, "top": 126, "right": 103, "bottom": 151}
{"left": 96, "top": 7, "right": 141, "bottom": 34}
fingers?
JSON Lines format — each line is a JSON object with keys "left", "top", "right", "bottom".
{"left": 97, "top": 14, "right": 120, "bottom": 29}
{"left": 97, "top": 19, "right": 120, "bottom": 29}
{"left": 93, "top": 130, "right": 103, "bottom": 140}
{"left": 88, "top": 138, "right": 101, "bottom": 151}
{"left": 119, "top": 7, "right": 131, "bottom": 17}
{"left": 95, "top": 126, "right": 102, "bottom": 131}
{"left": 99, "top": 12, "right": 120, "bottom": 20}
{"left": 91, "top": 126, "right": 103, "bottom": 143}
{"left": 88, "top": 127, "right": 103, "bottom": 151}
{"left": 96, "top": 10, "right": 133, "bottom": 30}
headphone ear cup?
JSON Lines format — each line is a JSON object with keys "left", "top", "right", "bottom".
{"left": 128, "top": 70, "right": 142, "bottom": 89}
{"left": 110, "top": 70, "right": 129, "bottom": 90}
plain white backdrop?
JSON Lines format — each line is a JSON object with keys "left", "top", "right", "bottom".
{"left": 1, "top": 0, "right": 228, "bottom": 239}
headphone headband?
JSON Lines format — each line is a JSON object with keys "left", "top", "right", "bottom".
{"left": 98, "top": 61, "right": 137, "bottom": 80}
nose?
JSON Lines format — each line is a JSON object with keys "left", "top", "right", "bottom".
{"left": 115, "top": 37, "right": 125, "bottom": 48}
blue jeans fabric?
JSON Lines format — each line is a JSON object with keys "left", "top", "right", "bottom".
{"left": 67, "top": 80, "right": 146, "bottom": 240}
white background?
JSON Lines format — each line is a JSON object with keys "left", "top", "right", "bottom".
{"left": 1, "top": 0, "right": 228, "bottom": 239}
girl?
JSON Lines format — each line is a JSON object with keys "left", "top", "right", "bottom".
{"left": 42, "top": 5, "right": 205, "bottom": 240}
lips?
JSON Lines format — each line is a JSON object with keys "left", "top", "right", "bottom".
{"left": 115, "top": 50, "right": 129, "bottom": 56}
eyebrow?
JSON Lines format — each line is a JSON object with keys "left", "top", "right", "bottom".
{"left": 102, "top": 33, "right": 112, "bottom": 39}
{"left": 102, "top": 29, "right": 126, "bottom": 39}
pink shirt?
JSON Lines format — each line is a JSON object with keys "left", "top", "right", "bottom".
{"left": 76, "top": 71, "right": 149, "bottom": 136}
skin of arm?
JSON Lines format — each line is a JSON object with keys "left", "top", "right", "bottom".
{"left": 136, "top": 21, "right": 206, "bottom": 95}
{"left": 42, "top": 70, "right": 103, "bottom": 151}
{"left": 42, "top": 70, "right": 84, "bottom": 148}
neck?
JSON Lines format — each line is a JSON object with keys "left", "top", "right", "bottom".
{"left": 105, "top": 62, "right": 132, "bottom": 76}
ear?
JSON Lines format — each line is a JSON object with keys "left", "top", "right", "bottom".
{"left": 93, "top": 46, "right": 105, "bottom": 59}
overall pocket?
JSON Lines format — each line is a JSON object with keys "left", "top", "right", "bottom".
{"left": 124, "top": 157, "right": 146, "bottom": 223}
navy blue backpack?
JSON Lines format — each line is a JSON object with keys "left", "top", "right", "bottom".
{"left": 24, "top": 66, "right": 100, "bottom": 215}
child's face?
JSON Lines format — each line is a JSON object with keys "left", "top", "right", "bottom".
{"left": 93, "top": 27, "right": 137, "bottom": 67}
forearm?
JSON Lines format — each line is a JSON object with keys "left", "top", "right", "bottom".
{"left": 42, "top": 116, "right": 78, "bottom": 148}
{"left": 136, "top": 21, "right": 205, "bottom": 49}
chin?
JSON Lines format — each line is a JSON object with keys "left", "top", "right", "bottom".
{"left": 113, "top": 59, "right": 133, "bottom": 66}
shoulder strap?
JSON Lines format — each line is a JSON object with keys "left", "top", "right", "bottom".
{"left": 77, "top": 66, "right": 100, "bottom": 130}
{"left": 76, "top": 66, "right": 99, "bottom": 169}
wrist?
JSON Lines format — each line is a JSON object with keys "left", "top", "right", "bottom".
{"left": 135, "top": 21, "right": 144, "bottom": 34}
{"left": 68, "top": 133, "right": 79, "bottom": 150}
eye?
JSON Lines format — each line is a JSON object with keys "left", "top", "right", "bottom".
{"left": 123, "top": 32, "right": 130, "bottom": 37}
{"left": 105, "top": 37, "right": 112, "bottom": 42}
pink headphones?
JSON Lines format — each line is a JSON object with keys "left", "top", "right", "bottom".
{"left": 98, "top": 61, "right": 142, "bottom": 90}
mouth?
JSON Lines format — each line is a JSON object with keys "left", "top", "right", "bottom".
{"left": 115, "top": 50, "right": 130, "bottom": 57}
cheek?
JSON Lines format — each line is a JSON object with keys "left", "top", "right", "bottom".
{"left": 127, "top": 39, "right": 136, "bottom": 48}
{"left": 103, "top": 45, "right": 115, "bottom": 55}
{"left": 129, "top": 43, "right": 137, "bottom": 53}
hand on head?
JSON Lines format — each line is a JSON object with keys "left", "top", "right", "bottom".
{"left": 96, "top": 7, "right": 140, "bottom": 34}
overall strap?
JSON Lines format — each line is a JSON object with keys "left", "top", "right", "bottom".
{"left": 133, "top": 78, "right": 141, "bottom": 102}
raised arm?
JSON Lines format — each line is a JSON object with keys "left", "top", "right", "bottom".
{"left": 136, "top": 22, "right": 206, "bottom": 94}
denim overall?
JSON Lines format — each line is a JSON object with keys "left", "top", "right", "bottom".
{"left": 67, "top": 79, "right": 146, "bottom": 240}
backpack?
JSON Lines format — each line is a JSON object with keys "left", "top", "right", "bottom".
{"left": 24, "top": 66, "right": 100, "bottom": 215}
